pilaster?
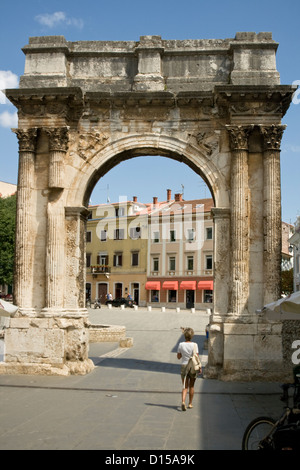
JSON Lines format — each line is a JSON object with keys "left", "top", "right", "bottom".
{"left": 45, "top": 127, "right": 69, "bottom": 189}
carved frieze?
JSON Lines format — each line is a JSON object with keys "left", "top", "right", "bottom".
{"left": 77, "top": 129, "right": 109, "bottom": 160}
{"left": 196, "top": 131, "right": 219, "bottom": 156}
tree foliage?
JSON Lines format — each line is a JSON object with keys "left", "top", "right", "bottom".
{"left": 281, "top": 267, "right": 294, "bottom": 296}
{"left": 0, "top": 194, "right": 16, "bottom": 286}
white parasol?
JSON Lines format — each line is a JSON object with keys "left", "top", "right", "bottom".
{"left": 258, "top": 291, "right": 300, "bottom": 320}
{"left": 0, "top": 299, "right": 18, "bottom": 317}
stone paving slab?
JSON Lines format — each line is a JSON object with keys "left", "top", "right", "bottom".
{"left": 0, "top": 308, "right": 284, "bottom": 450}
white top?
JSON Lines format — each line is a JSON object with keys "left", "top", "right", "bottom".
{"left": 177, "top": 342, "right": 199, "bottom": 365}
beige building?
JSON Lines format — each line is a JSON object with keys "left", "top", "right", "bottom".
{"left": 145, "top": 195, "right": 214, "bottom": 309}
{"left": 86, "top": 197, "right": 148, "bottom": 305}
{"left": 289, "top": 217, "right": 300, "bottom": 292}
{"left": 0, "top": 181, "right": 17, "bottom": 198}
{"left": 281, "top": 221, "right": 294, "bottom": 271}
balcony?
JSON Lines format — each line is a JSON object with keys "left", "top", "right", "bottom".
{"left": 90, "top": 265, "right": 111, "bottom": 275}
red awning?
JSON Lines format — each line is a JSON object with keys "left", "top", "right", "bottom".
{"left": 162, "top": 281, "right": 178, "bottom": 290}
{"left": 145, "top": 281, "right": 161, "bottom": 290}
{"left": 180, "top": 281, "right": 196, "bottom": 290}
{"left": 198, "top": 280, "right": 214, "bottom": 290}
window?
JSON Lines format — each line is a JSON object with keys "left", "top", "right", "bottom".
{"left": 113, "top": 253, "right": 123, "bottom": 266}
{"left": 187, "top": 228, "right": 195, "bottom": 242}
{"left": 115, "top": 207, "right": 125, "bottom": 217}
{"left": 206, "top": 227, "right": 213, "bottom": 240}
{"left": 170, "top": 230, "right": 176, "bottom": 242}
{"left": 168, "top": 290, "right": 177, "bottom": 302}
{"left": 206, "top": 255, "right": 213, "bottom": 270}
{"left": 151, "top": 290, "right": 159, "bottom": 302}
{"left": 153, "top": 257, "right": 159, "bottom": 272}
{"left": 153, "top": 231, "right": 160, "bottom": 243}
{"left": 204, "top": 290, "right": 213, "bottom": 303}
{"left": 132, "top": 252, "right": 139, "bottom": 266}
{"left": 97, "top": 254, "right": 108, "bottom": 265}
{"left": 100, "top": 230, "right": 107, "bottom": 242}
{"left": 114, "top": 228, "right": 124, "bottom": 240}
{"left": 86, "top": 254, "right": 91, "bottom": 268}
{"left": 86, "top": 231, "right": 91, "bottom": 243}
{"left": 187, "top": 255, "right": 194, "bottom": 271}
{"left": 169, "top": 256, "right": 176, "bottom": 271}
{"left": 130, "top": 226, "right": 141, "bottom": 239}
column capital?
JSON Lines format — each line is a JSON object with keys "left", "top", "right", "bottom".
{"left": 260, "top": 124, "right": 286, "bottom": 151}
{"left": 13, "top": 128, "right": 38, "bottom": 152}
{"left": 226, "top": 125, "right": 253, "bottom": 151}
{"left": 45, "top": 127, "right": 69, "bottom": 152}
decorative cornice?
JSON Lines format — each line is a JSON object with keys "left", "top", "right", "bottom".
{"left": 5, "top": 88, "right": 84, "bottom": 122}
{"left": 215, "top": 85, "right": 295, "bottom": 117}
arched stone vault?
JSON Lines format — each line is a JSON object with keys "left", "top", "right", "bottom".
{"left": 1, "top": 33, "right": 295, "bottom": 379}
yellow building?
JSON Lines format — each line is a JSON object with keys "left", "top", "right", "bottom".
{"left": 86, "top": 197, "right": 149, "bottom": 305}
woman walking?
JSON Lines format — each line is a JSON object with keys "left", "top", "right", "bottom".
{"left": 177, "top": 327, "right": 200, "bottom": 411}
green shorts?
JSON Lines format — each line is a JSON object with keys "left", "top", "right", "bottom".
{"left": 181, "top": 364, "right": 197, "bottom": 380}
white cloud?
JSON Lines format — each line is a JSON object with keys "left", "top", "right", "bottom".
{"left": 35, "top": 11, "right": 84, "bottom": 29}
{"left": 282, "top": 144, "right": 300, "bottom": 154}
{"left": 0, "top": 111, "right": 18, "bottom": 128}
{"left": 0, "top": 71, "right": 19, "bottom": 104}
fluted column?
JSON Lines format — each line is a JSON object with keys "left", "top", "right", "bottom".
{"left": 227, "top": 125, "right": 252, "bottom": 315}
{"left": 13, "top": 128, "right": 38, "bottom": 309}
{"left": 45, "top": 127, "right": 69, "bottom": 188}
{"left": 211, "top": 207, "right": 231, "bottom": 317}
{"left": 44, "top": 127, "right": 69, "bottom": 311}
{"left": 260, "top": 124, "right": 286, "bottom": 305}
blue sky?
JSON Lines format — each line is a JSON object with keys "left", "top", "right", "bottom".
{"left": 0, "top": 0, "right": 299, "bottom": 223}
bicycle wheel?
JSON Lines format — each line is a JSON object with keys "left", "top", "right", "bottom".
{"left": 242, "top": 416, "right": 276, "bottom": 450}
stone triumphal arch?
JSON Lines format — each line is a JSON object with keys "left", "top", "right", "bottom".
{"left": 1, "top": 33, "right": 295, "bottom": 379}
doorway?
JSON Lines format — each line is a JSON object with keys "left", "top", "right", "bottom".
{"left": 97, "top": 283, "right": 108, "bottom": 304}
{"left": 131, "top": 283, "right": 139, "bottom": 305}
{"left": 115, "top": 283, "right": 122, "bottom": 299}
{"left": 186, "top": 290, "right": 195, "bottom": 309}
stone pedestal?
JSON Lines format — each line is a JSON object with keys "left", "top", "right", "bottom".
{"left": 0, "top": 313, "right": 94, "bottom": 376}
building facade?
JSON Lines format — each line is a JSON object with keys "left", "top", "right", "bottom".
{"left": 289, "top": 216, "right": 300, "bottom": 292}
{"left": 86, "top": 192, "right": 214, "bottom": 309}
{"left": 86, "top": 197, "right": 148, "bottom": 305}
{"left": 281, "top": 221, "right": 294, "bottom": 271}
{"left": 145, "top": 195, "right": 214, "bottom": 309}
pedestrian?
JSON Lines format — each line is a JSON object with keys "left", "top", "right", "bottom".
{"left": 177, "top": 327, "right": 200, "bottom": 411}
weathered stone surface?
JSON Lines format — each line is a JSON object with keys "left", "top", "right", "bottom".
{"left": 3, "top": 33, "right": 295, "bottom": 379}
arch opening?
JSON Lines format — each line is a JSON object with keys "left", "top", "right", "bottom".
{"left": 85, "top": 151, "right": 215, "bottom": 313}
{"left": 83, "top": 148, "right": 217, "bottom": 209}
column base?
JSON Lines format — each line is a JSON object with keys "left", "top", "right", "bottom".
{"left": 0, "top": 359, "right": 94, "bottom": 376}
{"left": 206, "top": 312, "right": 295, "bottom": 382}
{"left": 2, "top": 312, "right": 93, "bottom": 376}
